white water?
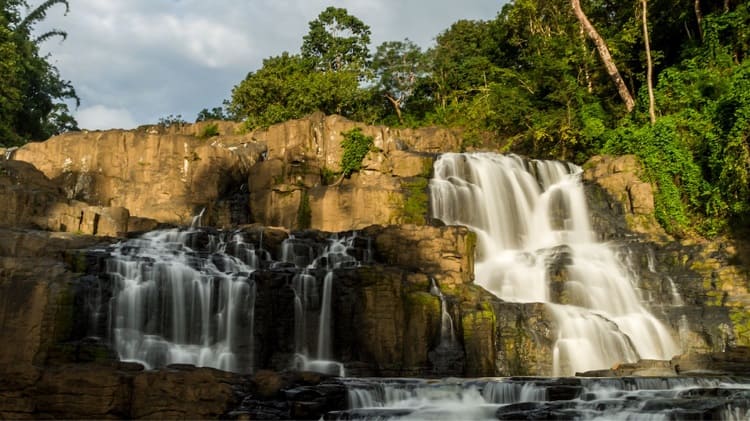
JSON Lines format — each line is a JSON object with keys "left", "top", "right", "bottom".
{"left": 429, "top": 153, "right": 680, "bottom": 375}
{"left": 430, "top": 278, "right": 456, "bottom": 346}
{"left": 285, "top": 233, "right": 363, "bottom": 376}
{"left": 107, "top": 228, "right": 257, "bottom": 373}
{"left": 342, "top": 376, "right": 750, "bottom": 420}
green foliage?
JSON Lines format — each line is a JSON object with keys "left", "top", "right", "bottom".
{"left": 229, "top": 53, "right": 368, "bottom": 130}
{"left": 195, "top": 106, "right": 228, "bottom": 122}
{"left": 339, "top": 127, "right": 373, "bottom": 177}
{"left": 157, "top": 114, "right": 187, "bottom": 128}
{"left": 0, "top": 0, "right": 78, "bottom": 146}
{"left": 320, "top": 167, "right": 338, "bottom": 185}
{"left": 301, "top": 6, "right": 371, "bottom": 72}
{"left": 603, "top": 117, "right": 707, "bottom": 234}
{"left": 197, "top": 123, "right": 219, "bottom": 139}
{"left": 371, "top": 39, "right": 427, "bottom": 122}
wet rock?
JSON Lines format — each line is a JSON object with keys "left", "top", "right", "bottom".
{"left": 131, "top": 366, "right": 239, "bottom": 419}
{"left": 672, "top": 346, "right": 750, "bottom": 376}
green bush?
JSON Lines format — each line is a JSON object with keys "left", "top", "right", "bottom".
{"left": 340, "top": 127, "right": 374, "bottom": 177}
{"left": 197, "top": 123, "right": 220, "bottom": 139}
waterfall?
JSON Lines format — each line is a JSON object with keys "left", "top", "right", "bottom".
{"left": 429, "top": 152, "right": 680, "bottom": 375}
{"left": 430, "top": 278, "right": 456, "bottom": 346}
{"left": 286, "top": 233, "right": 363, "bottom": 376}
{"left": 106, "top": 228, "right": 258, "bottom": 373}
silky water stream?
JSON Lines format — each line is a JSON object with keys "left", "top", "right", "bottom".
{"left": 429, "top": 152, "right": 680, "bottom": 375}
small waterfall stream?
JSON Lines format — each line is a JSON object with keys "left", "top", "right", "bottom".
{"left": 430, "top": 278, "right": 456, "bottom": 346}
{"left": 106, "top": 228, "right": 258, "bottom": 373}
{"left": 285, "top": 233, "right": 362, "bottom": 376}
{"left": 429, "top": 152, "right": 680, "bottom": 375}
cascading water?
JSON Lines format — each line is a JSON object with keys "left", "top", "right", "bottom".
{"left": 97, "top": 224, "right": 370, "bottom": 377}
{"left": 429, "top": 278, "right": 456, "bottom": 347}
{"left": 429, "top": 152, "right": 680, "bottom": 375}
{"left": 283, "top": 233, "right": 364, "bottom": 376}
{"left": 337, "top": 376, "right": 750, "bottom": 420}
{"left": 105, "top": 228, "right": 258, "bottom": 373}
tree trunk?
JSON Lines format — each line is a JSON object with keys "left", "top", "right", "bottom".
{"left": 695, "top": 0, "right": 704, "bottom": 41}
{"left": 643, "top": 0, "right": 656, "bottom": 124}
{"left": 571, "top": 0, "right": 635, "bottom": 112}
{"left": 385, "top": 94, "right": 403, "bottom": 124}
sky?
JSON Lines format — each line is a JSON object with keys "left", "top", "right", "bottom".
{"left": 32, "top": 0, "right": 508, "bottom": 130}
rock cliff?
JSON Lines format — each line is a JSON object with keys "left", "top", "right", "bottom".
{"left": 8, "top": 113, "right": 457, "bottom": 231}
{"left": 1, "top": 114, "right": 750, "bottom": 419}
{"left": 584, "top": 154, "right": 750, "bottom": 353}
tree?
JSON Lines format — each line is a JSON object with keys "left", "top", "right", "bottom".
{"left": 371, "top": 39, "right": 426, "bottom": 124}
{"left": 571, "top": 0, "right": 636, "bottom": 112}
{"left": 301, "top": 7, "right": 371, "bottom": 73}
{"left": 228, "top": 52, "right": 367, "bottom": 129}
{"left": 430, "top": 19, "right": 496, "bottom": 111}
{"left": 195, "top": 106, "right": 227, "bottom": 122}
{"left": 0, "top": 0, "right": 78, "bottom": 146}
{"left": 642, "top": 0, "right": 657, "bottom": 124}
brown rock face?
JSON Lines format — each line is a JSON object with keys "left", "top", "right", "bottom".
{"left": 0, "top": 160, "right": 62, "bottom": 229}
{"left": 0, "top": 229, "right": 106, "bottom": 369}
{"left": 0, "top": 159, "right": 135, "bottom": 236}
{"left": 131, "top": 366, "right": 238, "bottom": 419}
{"left": 364, "top": 224, "right": 475, "bottom": 289}
{"left": 246, "top": 113, "right": 452, "bottom": 231}
{"left": 583, "top": 154, "right": 665, "bottom": 240}
{"left": 13, "top": 128, "right": 262, "bottom": 226}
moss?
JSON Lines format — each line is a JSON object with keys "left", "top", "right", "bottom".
{"left": 398, "top": 177, "right": 429, "bottom": 225}
{"left": 64, "top": 251, "right": 87, "bottom": 274}
{"left": 405, "top": 292, "right": 441, "bottom": 322}
{"left": 729, "top": 308, "right": 750, "bottom": 346}
{"left": 296, "top": 190, "right": 311, "bottom": 229}
{"left": 462, "top": 304, "right": 496, "bottom": 341}
{"left": 53, "top": 284, "right": 75, "bottom": 345}
{"left": 420, "top": 157, "right": 434, "bottom": 178}
{"left": 465, "top": 230, "right": 477, "bottom": 268}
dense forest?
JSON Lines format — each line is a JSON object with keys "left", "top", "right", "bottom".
{"left": 2, "top": 0, "right": 749, "bottom": 237}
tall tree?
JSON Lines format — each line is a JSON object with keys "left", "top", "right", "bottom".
{"left": 301, "top": 7, "right": 371, "bottom": 73}
{"left": 371, "top": 39, "right": 426, "bottom": 124}
{"left": 571, "top": 0, "right": 636, "bottom": 112}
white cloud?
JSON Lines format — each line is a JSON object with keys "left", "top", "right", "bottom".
{"left": 76, "top": 105, "right": 138, "bottom": 130}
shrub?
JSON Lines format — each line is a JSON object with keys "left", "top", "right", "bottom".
{"left": 340, "top": 127, "right": 374, "bottom": 177}
{"left": 198, "top": 123, "right": 220, "bottom": 139}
